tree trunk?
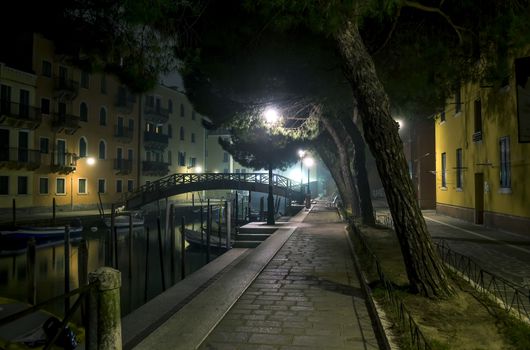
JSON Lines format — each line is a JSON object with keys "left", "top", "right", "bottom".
{"left": 340, "top": 113, "right": 375, "bottom": 225}
{"left": 335, "top": 21, "right": 452, "bottom": 298}
{"left": 320, "top": 115, "right": 360, "bottom": 216}
{"left": 313, "top": 131, "right": 352, "bottom": 211}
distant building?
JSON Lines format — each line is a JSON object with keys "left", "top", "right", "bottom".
{"left": 435, "top": 57, "right": 530, "bottom": 234}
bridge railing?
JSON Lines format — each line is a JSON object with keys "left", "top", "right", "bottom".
{"left": 123, "top": 172, "right": 303, "bottom": 203}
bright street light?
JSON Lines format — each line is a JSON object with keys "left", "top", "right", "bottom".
{"left": 195, "top": 165, "right": 203, "bottom": 173}
{"left": 303, "top": 157, "right": 314, "bottom": 168}
{"left": 86, "top": 157, "right": 96, "bottom": 166}
{"left": 264, "top": 107, "right": 280, "bottom": 125}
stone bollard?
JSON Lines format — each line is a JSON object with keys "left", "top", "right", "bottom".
{"left": 88, "top": 267, "right": 122, "bottom": 350}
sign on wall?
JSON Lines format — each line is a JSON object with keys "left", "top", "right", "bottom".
{"left": 515, "top": 57, "right": 530, "bottom": 143}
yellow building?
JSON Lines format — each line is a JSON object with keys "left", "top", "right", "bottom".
{"left": 435, "top": 55, "right": 530, "bottom": 234}
{"left": 0, "top": 62, "right": 40, "bottom": 208}
{"left": 1, "top": 33, "right": 140, "bottom": 210}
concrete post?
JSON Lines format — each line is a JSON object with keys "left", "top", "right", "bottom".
{"left": 88, "top": 267, "right": 122, "bottom": 350}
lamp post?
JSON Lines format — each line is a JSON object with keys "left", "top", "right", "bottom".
{"left": 263, "top": 107, "right": 280, "bottom": 225}
{"left": 298, "top": 149, "right": 306, "bottom": 192}
{"left": 303, "top": 156, "right": 314, "bottom": 208}
{"left": 186, "top": 165, "right": 202, "bottom": 201}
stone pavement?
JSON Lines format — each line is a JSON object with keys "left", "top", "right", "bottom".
{"left": 198, "top": 203, "right": 379, "bottom": 350}
{"left": 373, "top": 200, "right": 530, "bottom": 288}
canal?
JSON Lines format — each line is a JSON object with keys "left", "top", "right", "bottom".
{"left": 0, "top": 206, "right": 228, "bottom": 320}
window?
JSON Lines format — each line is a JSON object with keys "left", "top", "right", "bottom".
{"left": 180, "top": 104, "right": 185, "bottom": 117}
{"left": 40, "top": 137, "right": 49, "bottom": 154}
{"left": 455, "top": 85, "right": 461, "bottom": 114}
{"left": 128, "top": 118, "right": 134, "bottom": 131}
{"left": 116, "top": 179, "right": 122, "bottom": 193}
{"left": 80, "top": 102, "right": 88, "bottom": 122}
{"left": 473, "top": 99, "right": 482, "bottom": 141}
{"left": 180, "top": 126, "right": 185, "bottom": 141}
{"left": 223, "top": 152, "right": 229, "bottom": 163}
{"left": 98, "top": 179, "right": 106, "bottom": 193}
{"left": 56, "top": 178, "right": 66, "bottom": 194}
{"left": 500, "top": 136, "right": 511, "bottom": 189}
{"left": 0, "top": 176, "right": 8, "bottom": 195}
{"left": 128, "top": 149, "right": 133, "bottom": 161}
{"left": 241, "top": 169, "right": 246, "bottom": 174}
{"left": 39, "top": 178, "right": 49, "bottom": 194}
{"left": 441, "top": 153, "right": 447, "bottom": 188}
{"left": 17, "top": 176, "right": 28, "bottom": 195}
{"left": 42, "top": 60, "right": 52, "bottom": 77}
{"left": 223, "top": 168, "right": 229, "bottom": 173}
{"left": 78, "top": 179, "right": 87, "bottom": 194}
{"left": 440, "top": 110, "right": 446, "bottom": 123}
{"left": 145, "top": 95, "right": 154, "bottom": 107}
{"left": 99, "top": 107, "right": 107, "bottom": 125}
{"left": 192, "top": 111, "right": 196, "bottom": 120}
{"left": 98, "top": 140, "right": 106, "bottom": 160}
{"left": 168, "top": 124, "right": 172, "bottom": 138}
{"left": 178, "top": 151, "right": 186, "bottom": 166}
{"left": 41, "top": 98, "right": 50, "bottom": 115}
{"left": 191, "top": 133, "right": 196, "bottom": 143}
{"left": 127, "top": 180, "right": 134, "bottom": 192}
{"left": 456, "top": 148, "right": 463, "bottom": 189}
{"left": 168, "top": 99, "right": 173, "bottom": 113}
{"left": 168, "top": 150, "right": 172, "bottom": 165}
{"left": 100, "top": 75, "right": 106, "bottom": 94}
{"left": 235, "top": 169, "right": 240, "bottom": 173}
{"left": 81, "top": 71, "right": 90, "bottom": 89}
{"left": 79, "top": 137, "right": 87, "bottom": 157}
{"left": 59, "top": 66, "right": 67, "bottom": 82}
{"left": 189, "top": 157, "right": 197, "bottom": 167}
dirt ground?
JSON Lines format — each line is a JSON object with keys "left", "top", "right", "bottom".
{"left": 355, "top": 224, "right": 524, "bottom": 350}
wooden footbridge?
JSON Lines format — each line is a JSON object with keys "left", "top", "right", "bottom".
{"left": 123, "top": 172, "right": 305, "bottom": 209}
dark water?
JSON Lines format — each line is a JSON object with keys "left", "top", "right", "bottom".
{"left": 0, "top": 215, "right": 225, "bottom": 321}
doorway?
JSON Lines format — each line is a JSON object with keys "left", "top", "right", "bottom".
{"left": 474, "top": 173, "right": 484, "bottom": 224}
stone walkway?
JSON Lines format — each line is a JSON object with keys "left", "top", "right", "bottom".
{"left": 199, "top": 203, "right": 379, "bottom": 350}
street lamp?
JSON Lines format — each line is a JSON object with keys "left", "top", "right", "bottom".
{"left": 303, "top": 156, "right": 314, "bottom": 208}
{"left": 298, "top": 149, "right": 306, "bottom": 191}
{"left": 263, "top": 107, "right": 282, "bottom": 225}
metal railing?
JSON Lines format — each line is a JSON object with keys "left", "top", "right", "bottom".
{"left": 350, "top": 224, "right": 432, "bottom": 350}
{"left": 0, "top": 100, "right": 42, "bottom": 123}
{"left": 52, "top": 113, "right": 80, "bottom": 130}
{"left": 435, "top": 240, "right": 530, "bottom": 322}
{"left": 113, "top": 126, "right": 134, "bottom": 140}
{"left": 143, "top": 105, "right": 169, "bottom": 123}
{"left": 114, "top": 158, "right": 133, "bottom": 173}
{"left": 144, "top": 130, "right": 169, "bottom": 145}
{"left": 0, "top": 147, "right": 41, "bottom": 167}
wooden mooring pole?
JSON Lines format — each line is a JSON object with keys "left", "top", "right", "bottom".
{"left": 64, "top": 225, "right": 70, "bottom": 314}
{"left": 180, "top": 216, "right": 186, "bottom": 279}
{"left": 156, "top": 218, "right": 166, "bottom": 291}
{"left": 128, "top": 213, "right": 133, "bottom": 279}
{"left": 144, "top": 227, "right": 150, "bottom": 303}
{"left": 26, "top": 238, "right": 36, "bottom": 305}
{"left": 206, "top": 199, "right": 211, "bottom": 263}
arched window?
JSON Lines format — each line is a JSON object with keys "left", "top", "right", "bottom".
{"left": 179, "top": 126, "right": 185, "bottom": 141}
{"left": 99, "top": 107, "right": 107, "bottom": 126}
{"left": 80, "top": 102, "right": 88, "bottom": 122}
{"left": 79, "top": 137, "right": 87, "bottom": 157}
{"left": 98, "top": 140, "right": 106, "bottom": 160}
{"left": 168, "top": 99, "right": 173, "bottom": 113}
{"left": 180, "top": 104, "right": 185, "bottom": 117}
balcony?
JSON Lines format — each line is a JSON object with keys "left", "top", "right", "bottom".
{"left": 50, "top": 152, "right": 77, "bottom": 174}
{"left": 0, "top": 148, "right": 41, "bottom": 170}
{"left": 52, "top": 113, "right": 80, "bottom": 135}
{"left": 0, "top": 100, "right": 42, "bottom": 130}
{"left": 142, "top": 160, "right": 169, "bottom": 177}
{"left": 472, "top": 131, "right": 482, "bottom": 143}
{"left": 54, "top": 77, "right": 79, "bottom": 100}
{"left": 144, "top": 130, "right": 169, "bottom": 150}
{"left": 143, "top": 105, "right": 169, "bottom": 124}
{"left": 114, "top": 159, "right": 133, "bottom": 175}
{"left": 114, "top": 126, "right": 134, "bottom": 143}
{"left": 115, "top": 92, "right": 136, "bottom": 113}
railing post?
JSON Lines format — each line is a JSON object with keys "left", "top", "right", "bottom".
{"left": 225, "top": 200, "right": 231, "bottom": 249}
{"left": 88, "top": 267, "right": 122, "bottom": 350}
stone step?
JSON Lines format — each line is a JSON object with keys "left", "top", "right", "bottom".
{"left": 238, "top": 226, "right": 277, "bottom": 235}
{"left": 235, "top": 233, "right": 271, "bottom": 242}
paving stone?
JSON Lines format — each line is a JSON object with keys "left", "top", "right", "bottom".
{"left": 248, "top": 334, "right": 293, "bottom": 345}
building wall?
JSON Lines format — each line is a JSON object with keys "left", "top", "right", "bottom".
{"left": 0, "top": 63, "right": 39, "bottom": 208}
{"left": 435, "top": 57, "right": 530, "bottom": 234}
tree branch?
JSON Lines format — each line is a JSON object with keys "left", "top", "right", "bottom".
{"left": 373, "top": 6, "right": 402, "bottom": 55}
{"left": 402, "top": 0, "right": 463, "bottom": 44}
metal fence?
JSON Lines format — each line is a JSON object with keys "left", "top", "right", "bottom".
{"left": 435, "top": 240, "right": 530, "bottom": 322}
{"left": 350, "top": 224, "right": 432, "bottom": 350}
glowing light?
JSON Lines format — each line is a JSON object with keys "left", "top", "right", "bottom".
{"left": 298, "top": 149, "right": 306, "bottom": 158}
{"left": 195, "top": 166, "right": 203, "bottom": 173}
{"left": 86, "top": 157, "right": 96, "bottom": 166}
{"left": 395, "top": 119, "right": 404, "bottom": 129}
{"left": 303, "top": 157, "right": 314, "bottom": 167}
{"left": 264, "top": 107, "right": 280, "bottom": 125}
